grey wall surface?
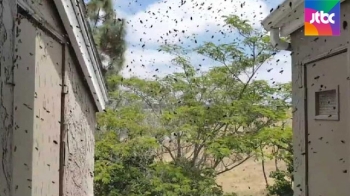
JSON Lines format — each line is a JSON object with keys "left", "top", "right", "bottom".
{"left": 63, "top": 46, "right": 97, "bottom": 196}
{"left": 1, "top": 0, "right": 98, "bottom": 195}
{"left": 0, "top": 0, "right": 17, "bottom": 195}
{"left": 290, "top": 1, "right": 350, "bottom": 195}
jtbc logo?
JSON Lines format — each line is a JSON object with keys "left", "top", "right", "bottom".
{"left": 310, "top": 11, "right": 335, "bottom": 24}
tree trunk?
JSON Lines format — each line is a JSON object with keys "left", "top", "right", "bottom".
{"left": 274, "top": 147, "right": 279, "bottom": 171}
{"left": 275, "top": 157, "right": 279, "bottom": 171}
{"left": 260, "top": 145, "right": 269, "bottom": 187}
{"left": 93, "top": 8, "right": 100, "bottom": 28}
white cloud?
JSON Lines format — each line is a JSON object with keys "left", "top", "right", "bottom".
{"left": 120, "top": 45, "right": 220, "bottom": 78}
{"left": 120, "top": 48, "right": 175, "bottom": 78}
{"left": 121, "top": 45, "right": 291, "bottom": 85}
{"left": 253, "top": 51, "right": 292, "bottom": 84}
{"left": 123, "top": 0, "right": 271, "bottom": 46}
{"left": 115, "top": 0, "right": 291, "bottom": 83}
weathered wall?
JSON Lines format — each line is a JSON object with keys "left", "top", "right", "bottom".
{"left": 290, "top": 1, "right": 350, "bottom": 196}
{"left": 12, "top": 0, "right": 65, "bottom": 195}
{"left": 0, "top": 0, "right": 16, "bottom": 196}
{"left": 63, "top": 48, "right": 97, "bottom": 196}
{"left": 20, "top": 0, "right": 65, "bottom": 35}
{"left": 21, "top": 1, "right": 98, "bottom": 196}
{"left": 32, "top": 25, "right": 63, "bottom": 195}
{"left": 11, "top": 0, "right": 97, "bottom": 195}
{"left": 12, "top": 15, "right": 37, "bottom": 196}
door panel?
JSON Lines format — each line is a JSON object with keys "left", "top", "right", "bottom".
{"left": 31, "top": 26, "right": 63, "bottom": 196}
{"left": 13, "top": 16, "right": 37, "bottom": 196}
{"left": 306, "top": 52, "right": 349, "bottom": 196}
{"left": 14, "top": 14, "right": 65, "bottom": 196}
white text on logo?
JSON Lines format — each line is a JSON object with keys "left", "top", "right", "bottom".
{"left": 310, "top": 11, "right": 335, "bottom": 24}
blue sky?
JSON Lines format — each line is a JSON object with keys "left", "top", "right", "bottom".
{"left": 113, "top": 0, "right": 291, "bottom": 84}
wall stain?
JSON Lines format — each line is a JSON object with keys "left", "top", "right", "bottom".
{"left": 0, "top": 0, "right": 15, "bottom": 195}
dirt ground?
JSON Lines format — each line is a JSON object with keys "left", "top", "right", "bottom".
{"left": 160, "top": 144, "right": 287, "bottom": 196}
{"left": 216, "top": 158, "right": 286, "bottom": 196}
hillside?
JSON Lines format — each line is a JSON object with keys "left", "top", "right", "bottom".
{"left": 160, "top": 146, "right": 287, "bottom": 195}
{"left": 216, "top": 157, "right": 286, "bottom": 195}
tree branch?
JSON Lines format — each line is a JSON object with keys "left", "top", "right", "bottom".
{"left": 216, "top": 155, "right": 252, "bottom": 175}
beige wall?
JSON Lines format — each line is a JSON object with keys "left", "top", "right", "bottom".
{"left": 63, "top": 46, "right": 96, "bottom": 196}
{"left": 1, "top": 0, "right": 98, "bottom": 195}
{"left": 290, "top": 1, "right": 350, "bottom": 195}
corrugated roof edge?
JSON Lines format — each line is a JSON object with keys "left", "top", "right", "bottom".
{"left": 53, "top": 0, "right": 108, "bottom": 112}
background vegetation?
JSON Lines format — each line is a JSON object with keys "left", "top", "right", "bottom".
{"left": 85, "top": 0, "right": 294, "bottom": 195}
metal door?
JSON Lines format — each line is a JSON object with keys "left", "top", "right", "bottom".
{"left": 306, "top": 51, "right": 350, "bottom": 196}
{"left": 14, "top": 10, "right": 66, "bottom": 196}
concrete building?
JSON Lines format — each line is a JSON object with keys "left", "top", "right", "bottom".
{"left": 0, "top": 0, "right": 108, "bottom": 196}
{"left": 262, "top": 0, "right": 349, "bottom": 195}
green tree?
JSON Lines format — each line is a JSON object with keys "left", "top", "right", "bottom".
{"left": 94, "top": 14, "right": 292, "bottom": 195}
{"left": 265, "top": 126, "right": 294, "bottom": 196}
{"left": 94, "top": 102, "right": 225, "bottom": 196}
{"left": 246, "top": 83, "right": 293, "bottom": 196}
{"left": 86, "top": 0, "right": 126, "bottom": 79}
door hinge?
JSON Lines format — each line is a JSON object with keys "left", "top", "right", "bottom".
{"left": 62, "top": 84, "right": 69, "bottom": 94}
{"left": 62, "top": 141, "right": 66, "bottom": 166}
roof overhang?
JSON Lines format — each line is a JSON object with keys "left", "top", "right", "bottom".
{"left": 261, "top": 0, "right": 346, "bottom": 37}
{"left": 261, "top": 0, "right": 304, "bottom": 37}
{"left": 53, "top": 0, "right": 108, "bottom": 112}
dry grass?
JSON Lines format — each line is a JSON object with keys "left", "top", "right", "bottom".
{"left": 216, "top": 157, "right": 286, "bottom": 196}
{"left": 161, "top": 148, "right": 286, "bottom": 195}
{"left": 159, "top": 138, "right": 288, "bottom": 195}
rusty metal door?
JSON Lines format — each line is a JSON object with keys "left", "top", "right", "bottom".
{"left": 306, "top": 50, "right": 350, "bottom": 196}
